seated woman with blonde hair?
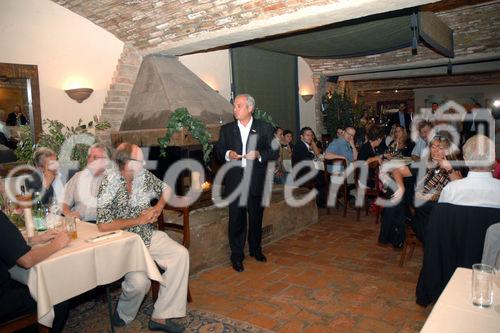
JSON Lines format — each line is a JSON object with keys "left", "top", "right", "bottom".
{"left": 379, "top": 134, "right": 462, "bottom": 245}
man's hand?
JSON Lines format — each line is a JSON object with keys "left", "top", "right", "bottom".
{"left": 65, "top": 211, "right": 80, "bottom": 219}
{"left": 437, "top": 158, "right": 452, "bottom": 173}
{"left": 138, "top": 209, "right": 157, "bottom": 225}
{"left": 30, "top": 229, "right": 60, "bottom": 245}
{"left": 52, "top": 232, "right": 71, "bottom": 250}
{"left": 147, "top": 205, "right": 163, "bottom": 221}
{"left": 244, "top": 150, "right": 260, "bottom": 160}
{"left": 228, "top": 150, "right": 242, "bottom": 160}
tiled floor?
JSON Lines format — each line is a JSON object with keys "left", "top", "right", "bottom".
{"left": 189, "top": 208, "right": 432, "bottom": 332}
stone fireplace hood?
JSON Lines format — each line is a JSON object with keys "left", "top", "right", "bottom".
{"left": 113, "top": 55, "right": 233, "bottom": 146}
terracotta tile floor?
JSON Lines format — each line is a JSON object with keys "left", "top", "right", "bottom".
{"left": 188, "top": 208, "right": 432, "bottom": 332}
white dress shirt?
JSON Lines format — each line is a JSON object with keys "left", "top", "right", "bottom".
{"left": 64, "top": 168, "right": 105, "bottom": 221}
{"left": 225, "top": 117, "right": 254, "bottom": 167}
{"left": 439, "top": 171, "right": 500, "bottom": 209}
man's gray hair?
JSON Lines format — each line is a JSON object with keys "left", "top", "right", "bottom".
{"left": 462, "top": 134, "right": 495, "bottom": 166}
{"left": 88, "top": 142, "right": 111, "bottom": 158}
{"left": 237, "top": 94, "right": 255, "bottom": 110}
{"left": 33, "top": 147, "right": 56, "bottom": 168}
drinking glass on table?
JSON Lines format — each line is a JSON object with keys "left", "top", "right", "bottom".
{"left": 64, "top": 217, "right": 77, "bottom": 240}
{"left": 471, "top": 263, "right": 494, "bottom": 307}
{"left": 494, "top": 252, "right": 500, "bottom": 289}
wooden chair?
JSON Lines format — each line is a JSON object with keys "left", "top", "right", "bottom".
{"left": 152, "top": 205, "right": 193, "bottom": 303}
{"left": 399, "top": 222, "right": 421, "bottom": 266}
{"left": 354, "top": 161, "right": 382, "bottom": 223}
{"left": 0, "top": 313, "right": 49, "bottom": 333}
{"left": 323, "top": 158, "right": 348, "bottom": 216}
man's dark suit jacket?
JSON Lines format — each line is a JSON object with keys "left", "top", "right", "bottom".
{"left": 462, "top": 112, "right": 490, "bottom": 142}
{"left": 388, "top": 111, "right": 412, "bottom": 132}
{"left": 291, "top": 141, "right": 315, "bottom": 180}
{"left": 215, "top": 118, "right": 278, "bottom": 197}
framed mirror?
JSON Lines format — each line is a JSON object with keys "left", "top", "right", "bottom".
{"left": 0, "top": 62, "right": 42, "bottom": 172}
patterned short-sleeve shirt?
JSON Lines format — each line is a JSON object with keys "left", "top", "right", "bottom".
{"left": 97, "top": 168, "right": 167, "bottom": 247}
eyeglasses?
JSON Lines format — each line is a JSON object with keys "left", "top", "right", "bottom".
{"left": 432, "top": 134, "right": 449, "bottom": 141}
{"left": 127, "top": 158, "right": 146, "bottom": 166}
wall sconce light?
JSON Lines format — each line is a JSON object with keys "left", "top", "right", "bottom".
{"left": 64, "top": 88, "right": 93, "bottom": 103}
{"left": 301, "top": 94, "right": 314, "bottom": 103}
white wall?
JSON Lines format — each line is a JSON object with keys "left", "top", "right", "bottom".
{"left": 0, "top": 0, "right": 124, "bottom": 127}
{"left": 179, "top": 50, "right": 232, "bottom": 102}
{"left": 298, "top": 57, "right": 317, "bottom": 134}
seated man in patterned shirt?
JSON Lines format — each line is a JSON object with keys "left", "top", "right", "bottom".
{"left": 97, "top": 143, "right": 189, "bottom": 333}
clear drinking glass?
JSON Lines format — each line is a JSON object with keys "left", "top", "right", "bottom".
{"left": 65, "top": 217, "right": 77, "bottom": 240}
{"left": 471, "top": 263, "right": 494, "bottom": 308}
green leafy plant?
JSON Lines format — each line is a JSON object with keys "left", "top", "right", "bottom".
{"left": 253, "top": 107, "right": 278, "bottom": 128}
{"left": 14, "top": 125, "right": 35, "bottom": 163}
{"left": 158, "top": 108, "right": 213, "bottom": 164}
{"left": 15, "top": 117, "right": 111, "bottom": 169}
{"left": 322, "top": 90, "right": 362, "bottom": 136}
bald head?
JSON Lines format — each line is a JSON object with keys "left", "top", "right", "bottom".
{"left": 114, "top": 143, "right": 144, "bottom": 172}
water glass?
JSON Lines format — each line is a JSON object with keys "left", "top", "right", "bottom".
{"left": 65, "top": 217, "right": 78, "bottom": 240}
{"left": 471, "top": 263, "right": 494, "bottom": 307}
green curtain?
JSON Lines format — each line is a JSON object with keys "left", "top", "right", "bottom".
{"left": 249, "top": 10, "right": 453, "bottom": 59}
{"left": 231, "top": 46, "right": 299, "bottom": 132}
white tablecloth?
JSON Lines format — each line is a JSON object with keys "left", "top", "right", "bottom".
{"left": 10, "top": 221, "right": 162, "bottom": 327}
{"left": 421, "top": 267, "right": 500, "bottom": 333}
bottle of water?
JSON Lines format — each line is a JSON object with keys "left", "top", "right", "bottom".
{"left": 33, "top": 193, "right": 47, "bottom": 231}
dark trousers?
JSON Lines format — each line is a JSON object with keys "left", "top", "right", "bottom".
{"left": 228, "top": 195, "right": 264, "bottom": 262}
{"left": 0, "top": 279, "right": 69, "bottom": 333}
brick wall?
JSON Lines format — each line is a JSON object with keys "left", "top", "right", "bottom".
{"left": 97, "top": 43, "right": 142, "bottom": 145}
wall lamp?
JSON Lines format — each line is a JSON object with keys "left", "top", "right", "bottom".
{"left": 64, "top": 88, "right": 93, "bottom": 103}
{"left": 301, "top": 94, "right": 314, "bottom": 103}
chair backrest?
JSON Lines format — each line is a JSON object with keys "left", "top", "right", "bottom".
{"left": 482, "top": 222, "right": 500, "bottom": 267}
{"left": 323, "top": 158, "right": 347, "bottom": 180}
{"left": 353, "top": 160, "right": 380, "bottom": 189}
{"left": 417, "top": 203, "right": 500, "bottom": 306}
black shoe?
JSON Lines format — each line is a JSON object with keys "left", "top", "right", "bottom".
{"left": 250, "top": 252, "right": 267, "bottom": 262}
{"left": 232, "top": 260, "right": 244, "bottom": 272}
{"left": 148, "top": 319, "right": 185, "bottom": 333}
{"left": 112, "top": 310, "right": 126, "bottom": 327}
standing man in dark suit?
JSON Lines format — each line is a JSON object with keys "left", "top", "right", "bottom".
{"left": 388, "top": 103, "right": 412, "bottom": 133}
{"left": 215, "top": 94, "right": 278, "bottom": 272}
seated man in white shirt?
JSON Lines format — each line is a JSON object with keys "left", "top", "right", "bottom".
{"left": 439, "top": 134, "right": 500, "bottom": 208}
{"left": 62, "top": 143, "right": 110, "bottom": 222}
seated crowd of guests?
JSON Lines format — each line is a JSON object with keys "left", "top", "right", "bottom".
{"left": 271, "top": 109, "right": 499, "bottom": 252}
{"left": 1, "top": 142, "right": 189, "bottom": 333}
